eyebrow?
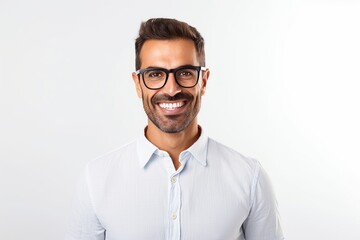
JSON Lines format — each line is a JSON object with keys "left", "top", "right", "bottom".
{"left": 145, "top": 66, "right": 163, "bottom": 69}
{"left": 143, "top": 64, "right": 196, "bottom": 70}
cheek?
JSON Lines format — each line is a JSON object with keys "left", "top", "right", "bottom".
{"left": 189, "top": 89, "right": 202, "bottom": 107}
{"left": 193, "top": 87, "right": 203, "bottom": 99}
{"left": 138, "top": 82, "right": 152, "bottom": 101}
{"left": 142, "top": 90, "right": 156, "bottom": 106}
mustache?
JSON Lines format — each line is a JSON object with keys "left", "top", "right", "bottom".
{"left": 152, "top": 92, "right": 193, "bottom": 103}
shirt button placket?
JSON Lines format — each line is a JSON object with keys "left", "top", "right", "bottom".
{"left": 168, "top": 173, "right": 181, "bottom": 240}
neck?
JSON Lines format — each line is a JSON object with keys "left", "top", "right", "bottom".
{"left": 145, "top": 120, "right": 200, "bottom": 170}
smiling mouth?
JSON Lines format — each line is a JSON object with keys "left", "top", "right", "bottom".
{"left": 158, "top": 101, "right": 186, "bottom": 111}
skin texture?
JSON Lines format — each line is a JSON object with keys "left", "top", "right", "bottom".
{"left": 132, "top": 39, "right": 210, "bottom": 169}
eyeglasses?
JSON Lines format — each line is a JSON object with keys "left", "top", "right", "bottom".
{"left": 136, "top": 65, "right": 207, "bottom": 90}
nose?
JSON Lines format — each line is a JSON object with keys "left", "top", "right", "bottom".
{"left": 162, "top": 73, "right": 181, "bottom": 96}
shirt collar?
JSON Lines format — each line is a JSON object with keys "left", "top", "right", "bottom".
{"left": 184, "top": 127, "right": 208, "bottom": 167}
{"left": 136, "top": 131, "right": 158, "bottom": 168}
{"left": 136, "top": 126, "right": 209, "bottom": 168}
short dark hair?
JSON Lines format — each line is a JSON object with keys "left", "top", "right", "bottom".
{"left": 135, "top": 18, "right": 205, "bottom": 70}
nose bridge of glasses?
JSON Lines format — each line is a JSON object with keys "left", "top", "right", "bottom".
{"left": 167, "top": 68, "right": 177, "bottom": 79}
{"left": 164, "top": 69, "right": 180, "bottom": 90}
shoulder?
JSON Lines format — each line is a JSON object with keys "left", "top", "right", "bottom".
{"left": 205, "top": 137, "right": 262, "bottom": 185}
{"left": 207, "top": 137, "right": 259, "bottom": 169}
{"left": 85, "top": 139, "right": 138, "bottom": 176}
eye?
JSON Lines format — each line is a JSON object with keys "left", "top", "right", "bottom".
{"left": 177, "top": 69, "right": 196, "bottom": 79}
{"left": 178, "top": 70, "right": 193, "bottom": 76}
{"left": 145, "top": 70, "right": 165, "bottom": 79}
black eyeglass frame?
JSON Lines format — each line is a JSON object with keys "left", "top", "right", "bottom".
{"left": 136, "top": 65, "right": 208, "bottom": 90}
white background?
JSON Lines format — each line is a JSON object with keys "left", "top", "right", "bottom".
{"left": 1, "top": 0, "right": 359, "bottom": 239}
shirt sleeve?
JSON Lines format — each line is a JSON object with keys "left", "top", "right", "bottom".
{"left": 65, "top": 166, "right": 106, "bottom": 240}
{"left": 242, "top": 162, "right": 285, "bottom": 240}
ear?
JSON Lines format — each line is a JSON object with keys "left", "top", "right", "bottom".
{"left": 200, "top": 69, "right": 210, "bottom": 96}
{"left": 132, "top": 72, "right": 143, "bottom": 98}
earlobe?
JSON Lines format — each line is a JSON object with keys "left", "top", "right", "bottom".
{"left": 132, "top": 72, "right": 143, "bottom": 98}
{"left": 201, "top": 69, "right": 210, "bottom": 96}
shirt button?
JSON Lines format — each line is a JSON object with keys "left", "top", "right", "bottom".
{"left": 171, "top": 177, "right": 177, "bottom": 184}
{"left": 171, "top": 213, "right": 177, "bottom": 220}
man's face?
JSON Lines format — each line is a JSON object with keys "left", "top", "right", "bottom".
{"left": 132, "top": 39, "right": 209, "bottom": 133}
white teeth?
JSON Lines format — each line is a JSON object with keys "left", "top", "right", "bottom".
{"left": 159, "top": 102, "right": 185, "bottom": 110}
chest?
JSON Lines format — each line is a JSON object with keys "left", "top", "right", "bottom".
{"left": 95, "top": 166, "right": 250, "bottom": 240}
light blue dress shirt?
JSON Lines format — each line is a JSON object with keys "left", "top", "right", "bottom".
{"left": 66, "top": 130, "right": 284, "bottom": 240}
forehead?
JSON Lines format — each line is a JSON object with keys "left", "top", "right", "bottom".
{"left": 139, "top": 39, "right": 198, "bottom": 69}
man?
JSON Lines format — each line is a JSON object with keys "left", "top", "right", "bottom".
{"left": 66, "top": 18, "right": 284, "bottom": 240}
